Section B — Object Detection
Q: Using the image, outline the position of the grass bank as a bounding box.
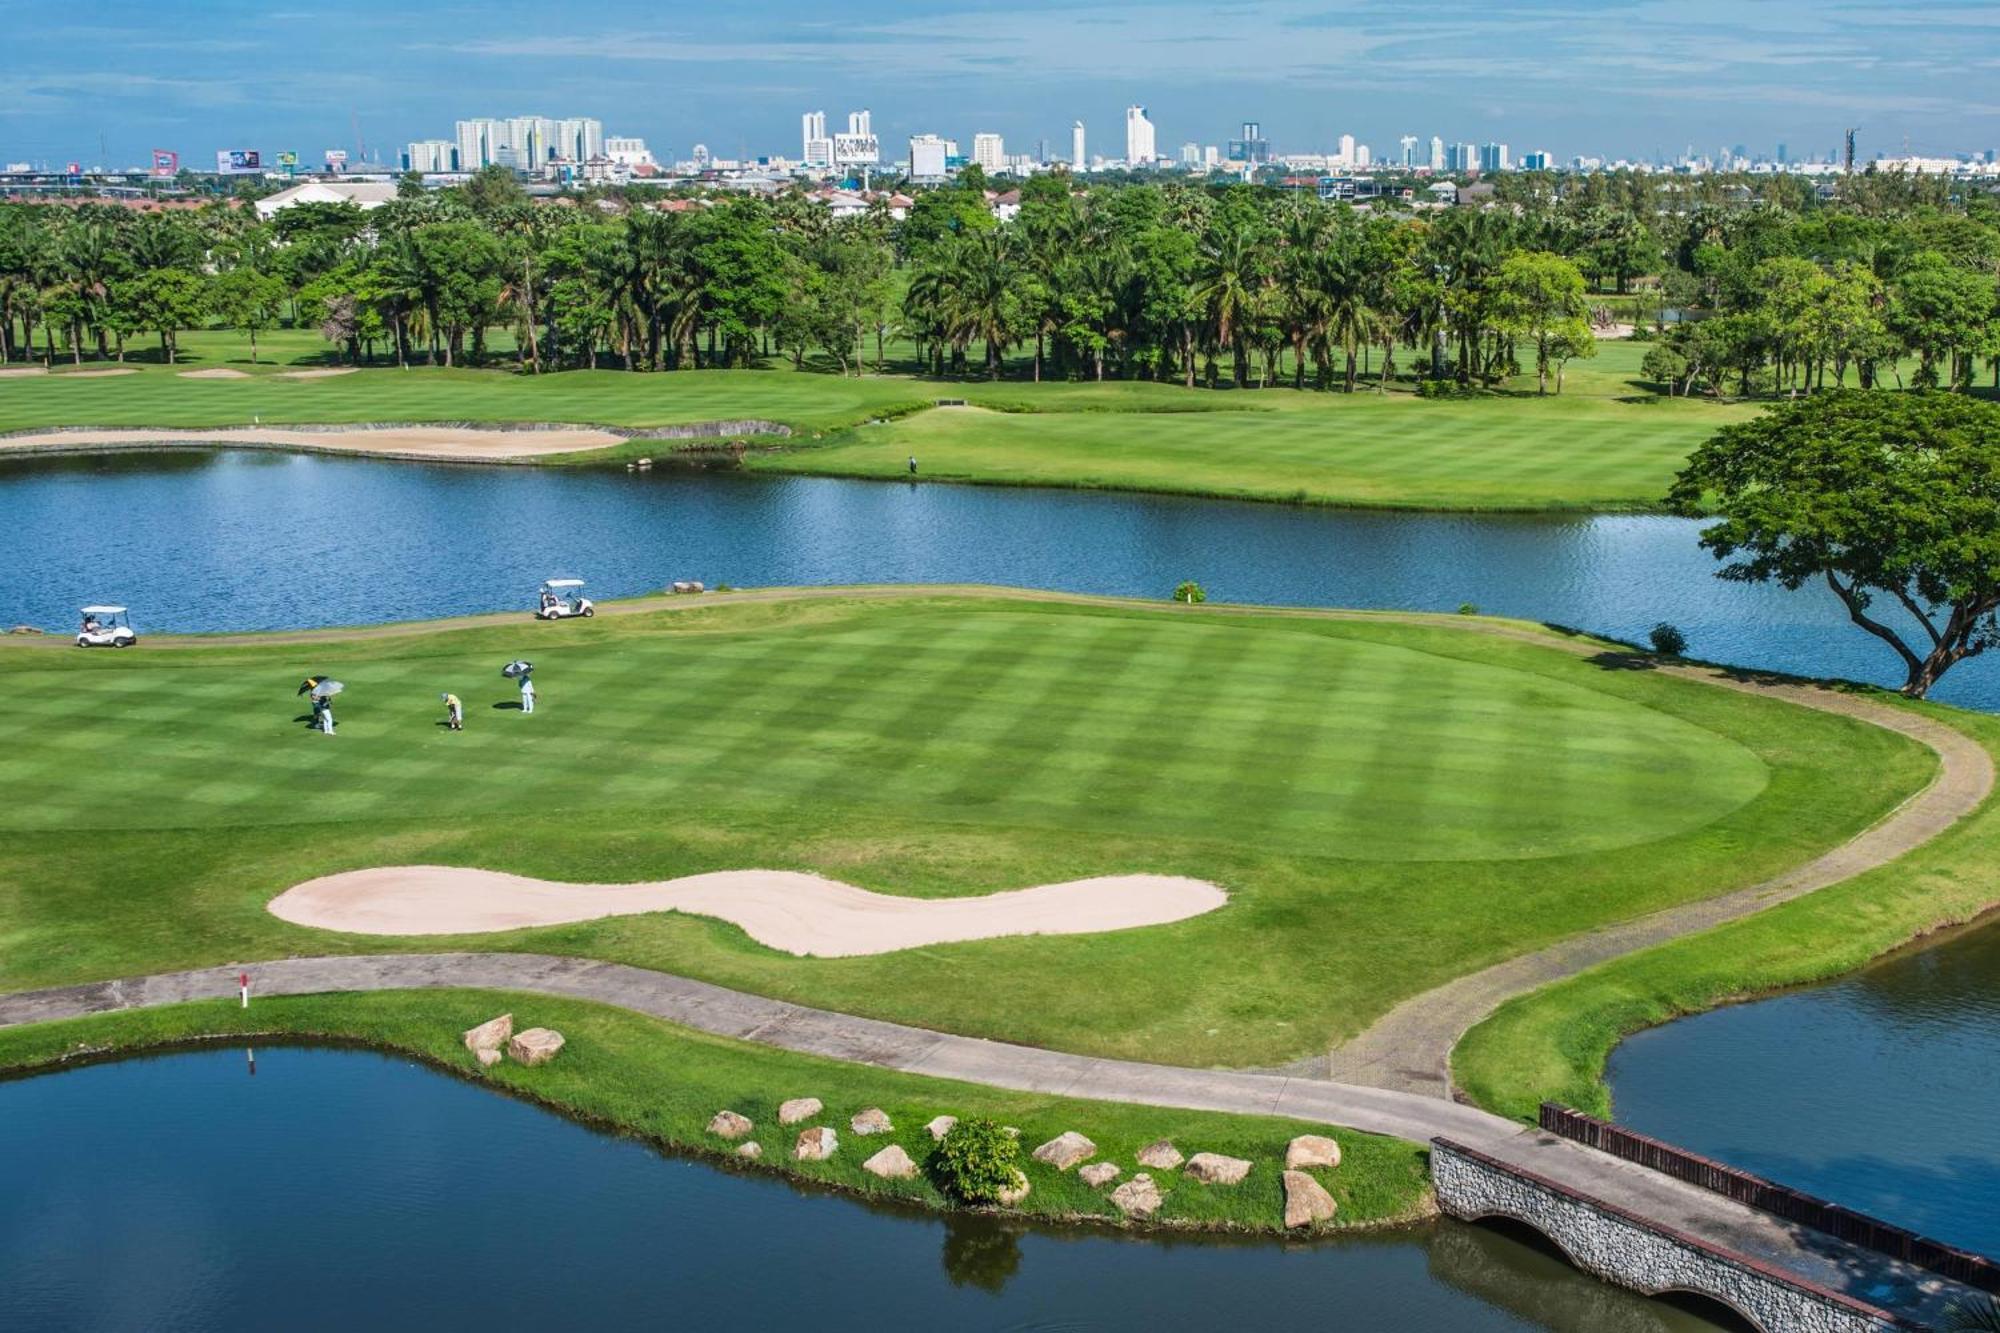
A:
[0,989,1432,1235]
[0,333,1748,512]
[1452,700,2000,1122]
[0,592,1933,1069]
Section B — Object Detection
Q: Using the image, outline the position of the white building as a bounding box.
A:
[1400,135,1419,167]
[606,137,655,168]
[1337,133,1355,166]
[1478,142,1509,172]
[801,111,833,168]
[451,115,601,172]
[1181,141,1202,167]
[253,180,397,220]
[833,109,879,171]
[971,132,1005,173]
[1429,136,1446,171]
[1354,143,1371,168]
[909,133,949,180]
[1072,121,1086,173]
[405,140,455,172]
[1125,105,1156,166]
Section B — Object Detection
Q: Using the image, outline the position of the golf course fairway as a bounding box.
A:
[0,591,1940,1070]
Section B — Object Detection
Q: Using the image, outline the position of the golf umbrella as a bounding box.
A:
[502,660,534,679]
[297,676,327,696]
[310,679,345,699]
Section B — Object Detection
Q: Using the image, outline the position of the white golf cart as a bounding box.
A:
[77,605,137,648]
[535,579,594,620]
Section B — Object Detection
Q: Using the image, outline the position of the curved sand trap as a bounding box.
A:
[178,367,250,379]
[0,367,47,378]
[269,865,1227,957]
[274,367,358,380]
[55,367,139,378]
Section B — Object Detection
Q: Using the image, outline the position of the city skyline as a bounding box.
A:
[5,0,1998,168]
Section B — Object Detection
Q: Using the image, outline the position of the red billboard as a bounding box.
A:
[150,149,178,178]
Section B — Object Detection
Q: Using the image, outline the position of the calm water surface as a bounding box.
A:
[0,1047,1739,1332]
[1606,917,2000,1259]
[2,448,1991,710]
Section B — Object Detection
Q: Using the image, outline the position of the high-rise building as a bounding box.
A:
[1072,121,1086,172]
[607,137,655,167]
[1429,136,1446,171]
[455,118,501,171]
[405,140,455,172]
[556,118,604,163]
[1400,135,1419,167]
[1228,120,1271,164]
[1478,142,1509,172]
[971,133,1005,172]
[1337,133,1355,165]
[1354,144,1371,168]
[909,133,949,180]
[1125,105,1156,165]
[833,110,880,171]
[802,111,832,168]
[1449,142,1477,172]
[1181,141,1202,168]
[1521,150,1550,171]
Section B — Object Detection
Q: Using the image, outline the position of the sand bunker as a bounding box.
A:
[178,368,250,379]
[0,425,626,461]
[54,367,138,378]
[0,367,47,378]
[274,367,358,380]
[268,865,1227,957]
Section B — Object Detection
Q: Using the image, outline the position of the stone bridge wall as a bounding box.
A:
[1431,1139,1915,1333]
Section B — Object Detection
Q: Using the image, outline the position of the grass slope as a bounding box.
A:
[1452,700,2000,1123]
[0,990,1432,1234]
[0,333,1748,512]
[0,593,1932,1069]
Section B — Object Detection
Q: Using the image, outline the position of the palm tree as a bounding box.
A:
[1193,226,1258,388]
[946,230,1023,378]
[1943,1298,2000,1332]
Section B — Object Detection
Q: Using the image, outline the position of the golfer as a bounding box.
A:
[907,455,918,475]
[442,692,463,731]
[519,676,535,714]
[318,699,335,735]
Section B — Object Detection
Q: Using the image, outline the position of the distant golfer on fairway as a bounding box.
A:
[520,675,535,714]
[442,692,463,731]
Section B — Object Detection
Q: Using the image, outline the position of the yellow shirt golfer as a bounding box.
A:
[442,692,463,731]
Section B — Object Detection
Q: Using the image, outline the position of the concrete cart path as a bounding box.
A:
[0,951,1974,1326]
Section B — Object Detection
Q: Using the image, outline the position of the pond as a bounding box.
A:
[2,449,1991,711]
[0,1046,1741,1332]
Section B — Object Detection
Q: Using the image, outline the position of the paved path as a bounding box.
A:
[1321,661,1994,1097]
[0,952,1973,1325]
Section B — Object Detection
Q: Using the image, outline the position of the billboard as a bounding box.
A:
[277,151,298,168]
[324,149,349,173]
[214,148,263,175]
[150,149,179,178]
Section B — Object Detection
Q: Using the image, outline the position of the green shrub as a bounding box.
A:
[1457,602,1479,616]
[1648,622,1688,656]
[932,1118,1025,1203]
[1173,581,1206,605]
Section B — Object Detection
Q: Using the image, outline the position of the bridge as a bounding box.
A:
[2,953,1993,1329]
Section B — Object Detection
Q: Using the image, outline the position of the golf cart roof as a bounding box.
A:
[542,579,585,589]
[81,605,127,615]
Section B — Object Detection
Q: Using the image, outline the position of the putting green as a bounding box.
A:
[0,610,1764,859]
[0,594,1934,1066]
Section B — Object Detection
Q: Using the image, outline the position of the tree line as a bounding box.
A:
[2,165,1996,397]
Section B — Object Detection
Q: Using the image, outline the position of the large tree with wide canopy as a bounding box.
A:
[1669,392,2000,698]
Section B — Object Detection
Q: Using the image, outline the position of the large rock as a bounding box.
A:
[1109,1173,1163,1219]
[1031,1131,1097,1171]
[862,1144,918,1180]
[1184,1153,1252,1186]
[707,1110,753,1140]
[1135,1139,1184,1170]
[794,1126,839,1161]
[1285,1134,1342,1171]
[926,1115,958,1142]
[1282,1170,1338,1228]
[736,1142,763,1161]
[1079,1162,1121,1188]
[996,1169,1030,1206]
[474,1046,503,1069]
[463,1013,513,1053]
[778,1097,823,1125]
[850,1107,893,1136]
[506,1027,565,1066]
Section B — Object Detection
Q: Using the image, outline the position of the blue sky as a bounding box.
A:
[4,0,1997,167]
